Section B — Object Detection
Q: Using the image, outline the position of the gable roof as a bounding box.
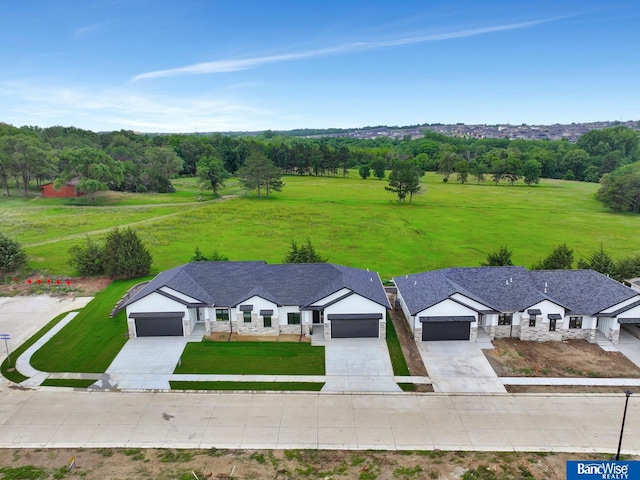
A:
[121,261,389,311]
[394,267,638,317]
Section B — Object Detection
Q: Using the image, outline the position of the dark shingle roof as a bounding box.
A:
[121,261,389,311]
[394,267,638,316]
[529,270,638,315]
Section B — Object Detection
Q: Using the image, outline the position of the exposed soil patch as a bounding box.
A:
[506,385,640,394]
[486,338,640,378]
[206,333,311,343]
[0,276,111,297]
[0,448,625,480]
[387,297,433,393]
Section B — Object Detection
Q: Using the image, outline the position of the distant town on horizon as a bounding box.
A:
[124,119,640,143]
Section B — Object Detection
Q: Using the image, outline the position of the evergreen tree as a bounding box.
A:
[283,238,327,263]
[68,237,105,275]
[577,243,616,277]
[103,227,152,279]
[481,246,514,266]
[0,233,27,275]
[532,243,573,270]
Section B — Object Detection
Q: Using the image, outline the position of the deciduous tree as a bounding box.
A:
[385,160,421,203]
[57,147,124,201]
[196,156,229,195]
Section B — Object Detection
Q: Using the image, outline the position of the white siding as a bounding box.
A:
[415,299,478,330]
[617,303,640,321]
[324,294,385,316]
[239,296,278,315]
[396,289,415,333]
[126,292,188,318]
[450,293,492,311]
[310,288,351,306]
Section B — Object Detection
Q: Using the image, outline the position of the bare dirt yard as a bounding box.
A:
[0,447,626,480]
[485,339,640,394]
[0,276,111,297]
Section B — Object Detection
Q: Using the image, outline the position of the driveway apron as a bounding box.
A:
[418,341,506,393]
[93,337,189,390]
[617,326,640,369]
[322,338,400,392]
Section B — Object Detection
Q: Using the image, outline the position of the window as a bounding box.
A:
[243,311,252,323]
[263,316,272,328]
[215,309,229,321]
[529,315,536,327]
[549,319,556,331]
[569,316,583,329]
[498,313,512,326]
[287,312,301,325]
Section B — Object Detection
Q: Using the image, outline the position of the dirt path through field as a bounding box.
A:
[23,195,237,248]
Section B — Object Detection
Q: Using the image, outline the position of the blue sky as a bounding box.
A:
[1,0,639,132]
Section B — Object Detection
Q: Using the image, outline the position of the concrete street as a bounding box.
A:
[0,387,638,454]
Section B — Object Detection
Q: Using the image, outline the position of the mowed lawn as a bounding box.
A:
[174,342,325,375]
[2,173,639,280]
[29,278,144,373]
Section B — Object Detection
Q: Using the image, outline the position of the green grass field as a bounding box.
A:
[174,341,325,375]
[2,173,639,280]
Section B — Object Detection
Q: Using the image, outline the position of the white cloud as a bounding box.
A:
[132,17,562,81]
[1,81,272,132]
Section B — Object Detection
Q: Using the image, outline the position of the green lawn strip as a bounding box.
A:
[170,381,325,391]
[30,278,148,373]
[174,341,325,375]
[0,311,74,383]
[40,378,95,388]
[386,312,410,377]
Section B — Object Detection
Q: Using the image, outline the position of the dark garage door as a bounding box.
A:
[134,315,184,337]
[328,313,382,338]
[331,319,379,338]
[422,320,471,341]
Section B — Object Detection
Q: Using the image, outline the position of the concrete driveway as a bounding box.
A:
[617,326,640,369]
[322,338,400,392]
[93,337,189,390]
[418,341,506,393]
[0,295,93,362]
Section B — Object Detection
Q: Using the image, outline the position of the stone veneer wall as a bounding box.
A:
[608,327,620,344]
[492,324,520,338]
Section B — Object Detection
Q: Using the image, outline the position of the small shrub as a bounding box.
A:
[250,452,266,464]
[393,464,423,478]
[157,449,194,463]
[0,465,47,480]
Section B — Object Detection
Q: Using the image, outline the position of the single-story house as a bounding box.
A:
[39,179,84,198]
[394,266,640,344]
[117,261,390,339]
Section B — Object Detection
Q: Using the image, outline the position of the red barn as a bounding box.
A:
[39,179,84,198]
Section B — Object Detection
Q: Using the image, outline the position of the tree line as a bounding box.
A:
[482,243,640,282]
[0,123,639,210]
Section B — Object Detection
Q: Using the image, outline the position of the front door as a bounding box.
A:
[312,310,323,324]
